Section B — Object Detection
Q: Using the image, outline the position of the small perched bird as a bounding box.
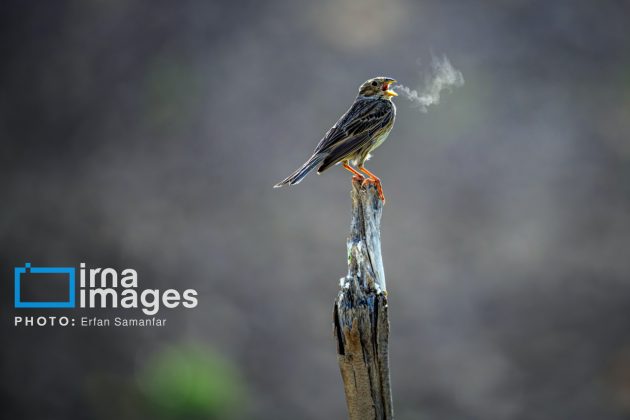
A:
[274,77,397,202]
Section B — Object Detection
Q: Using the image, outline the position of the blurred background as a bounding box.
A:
[1,0,630,419]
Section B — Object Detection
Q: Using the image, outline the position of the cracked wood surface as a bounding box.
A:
[334,179,393,420]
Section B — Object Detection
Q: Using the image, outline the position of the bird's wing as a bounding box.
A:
[316,132,373,173]
[316,100,394,172]
[314,98,390,153]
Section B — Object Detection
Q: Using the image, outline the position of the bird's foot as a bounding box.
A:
[352,174,365,183]
[361,178,386,203]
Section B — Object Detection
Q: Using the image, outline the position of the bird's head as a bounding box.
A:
[358,77,398,99]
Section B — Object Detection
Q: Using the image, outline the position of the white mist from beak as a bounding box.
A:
[396,55,464,112]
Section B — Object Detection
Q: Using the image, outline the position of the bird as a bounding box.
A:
[274,76,397,202]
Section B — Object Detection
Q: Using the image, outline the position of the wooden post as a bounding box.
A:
[333,179,393,420]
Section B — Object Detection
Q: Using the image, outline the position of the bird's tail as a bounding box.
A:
[274,153,325,188]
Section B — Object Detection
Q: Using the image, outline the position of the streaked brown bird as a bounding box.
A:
[274,77,397,202]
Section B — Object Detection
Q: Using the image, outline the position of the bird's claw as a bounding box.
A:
[361,178,386,203]
[352,174,365,182]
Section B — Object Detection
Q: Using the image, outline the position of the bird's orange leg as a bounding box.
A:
[343,162,365,182]
[358,166,385,202]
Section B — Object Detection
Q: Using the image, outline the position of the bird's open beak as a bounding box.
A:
[383,80,398,97]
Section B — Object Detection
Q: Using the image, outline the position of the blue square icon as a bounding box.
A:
[14,263,76,308]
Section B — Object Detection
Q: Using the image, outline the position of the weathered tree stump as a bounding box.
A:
[333,179,393,420]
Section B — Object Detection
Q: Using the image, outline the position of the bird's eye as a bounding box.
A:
[371,81,378,87]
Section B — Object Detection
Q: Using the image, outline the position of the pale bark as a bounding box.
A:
[334,179,393,420]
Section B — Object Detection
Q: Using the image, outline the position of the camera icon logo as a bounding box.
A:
[14,263,76,308]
